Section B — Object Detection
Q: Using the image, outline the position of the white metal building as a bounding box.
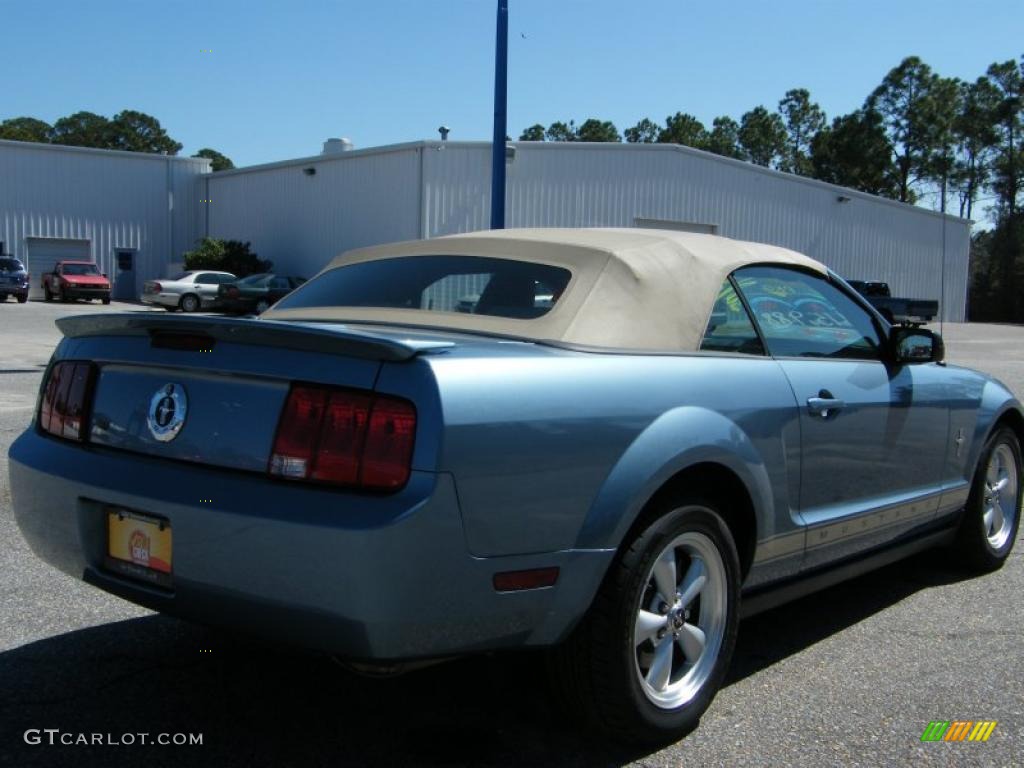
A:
[0,137,969,320]
[207,140,970,321]
[0,139,209,300]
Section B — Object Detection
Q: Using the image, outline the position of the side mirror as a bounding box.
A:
[891,327,944,364]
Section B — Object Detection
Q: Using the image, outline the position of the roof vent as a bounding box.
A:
[322,138,354,155]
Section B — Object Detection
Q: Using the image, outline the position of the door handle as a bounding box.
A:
[807,389,845,420]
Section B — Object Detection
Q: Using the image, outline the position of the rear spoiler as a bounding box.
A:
[55,314,453,362]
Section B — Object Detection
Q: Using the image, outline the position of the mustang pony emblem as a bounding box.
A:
[147,383,187,442]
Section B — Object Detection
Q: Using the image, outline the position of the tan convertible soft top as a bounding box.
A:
[264,228,828,352]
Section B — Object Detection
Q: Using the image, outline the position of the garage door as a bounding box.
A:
[26,238,91,300]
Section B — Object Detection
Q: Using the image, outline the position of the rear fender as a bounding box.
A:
[574,406,771,552]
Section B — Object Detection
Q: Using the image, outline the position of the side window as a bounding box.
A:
[271,277,291,290]
[700,279,764,355]
[733,266,883,360]
[198,273,232,285]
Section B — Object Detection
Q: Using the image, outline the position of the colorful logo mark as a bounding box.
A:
[129,529,151,567]
[921,721,997,742]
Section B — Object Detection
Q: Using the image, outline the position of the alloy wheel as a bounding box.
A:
[633,524,728,710]
[983,442,1019,551]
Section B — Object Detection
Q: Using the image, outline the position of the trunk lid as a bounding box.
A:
[55,314,452,474]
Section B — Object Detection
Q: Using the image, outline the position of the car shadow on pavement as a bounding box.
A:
[0,550,977,768]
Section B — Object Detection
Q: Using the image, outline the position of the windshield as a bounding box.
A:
[62,263,100,276]
[274,255,571,320]
[0,258,24,272]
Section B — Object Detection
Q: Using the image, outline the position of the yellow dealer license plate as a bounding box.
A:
[105,509,173,588]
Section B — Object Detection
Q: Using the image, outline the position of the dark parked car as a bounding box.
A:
[0,257,30,303]
[215,273,306,314]
[846,279,938,325]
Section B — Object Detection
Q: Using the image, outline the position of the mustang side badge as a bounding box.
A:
[147,383,188,442]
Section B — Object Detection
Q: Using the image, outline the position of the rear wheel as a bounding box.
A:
[102,296,111,305]
[179,293,200,313]
[16,293,27,303]
[44,285,52,301]
[550,500,740,744]
[954,426,1021,571]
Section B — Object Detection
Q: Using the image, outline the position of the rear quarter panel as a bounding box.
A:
[427,346,802,583]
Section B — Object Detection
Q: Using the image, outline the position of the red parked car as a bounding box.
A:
[42,261,111,304]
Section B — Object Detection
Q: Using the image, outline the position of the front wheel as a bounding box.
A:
[17,293,27,303]
[44,286,52,301]
[550,500,740,744]
[954,426,1021,571]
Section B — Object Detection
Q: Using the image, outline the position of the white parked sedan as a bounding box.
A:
[141,271,236,312]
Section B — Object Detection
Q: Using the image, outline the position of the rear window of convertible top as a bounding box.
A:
[273,255,572,320]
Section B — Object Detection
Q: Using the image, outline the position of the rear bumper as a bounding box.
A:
[141,293,181,308]
[8,428,612,660]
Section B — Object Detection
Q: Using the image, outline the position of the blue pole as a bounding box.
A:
[490,0,509,230]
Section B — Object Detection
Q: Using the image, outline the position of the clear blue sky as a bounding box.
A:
[1,0,1020,169]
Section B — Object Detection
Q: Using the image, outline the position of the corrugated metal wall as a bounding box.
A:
[207,145,422,279]
[207,140,970,321]
[0,140,209,295]
[423,143,970,321]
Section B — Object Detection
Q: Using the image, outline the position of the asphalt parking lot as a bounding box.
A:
[0,299,1021,767]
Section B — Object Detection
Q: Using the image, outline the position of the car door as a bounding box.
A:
[194,272,231,304]
[700,277,807,583]
[269,276,293,303]
[733,266,950,569]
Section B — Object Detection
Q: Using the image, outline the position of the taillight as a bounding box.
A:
[360,397,417,488]
[269,385,416,491]
[39,361,96,441]
[152,282,163,292]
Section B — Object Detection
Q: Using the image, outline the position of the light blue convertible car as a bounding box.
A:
[9,229,1022,743]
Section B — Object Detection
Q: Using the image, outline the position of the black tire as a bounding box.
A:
[954,426,1021,572]
[179,293,200,313]
[17,294,27,304]
[549,499,740,745]
[0,293,7,302]
[59,286,69,303]
[102,297,111,305]
[44,286,52,301]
